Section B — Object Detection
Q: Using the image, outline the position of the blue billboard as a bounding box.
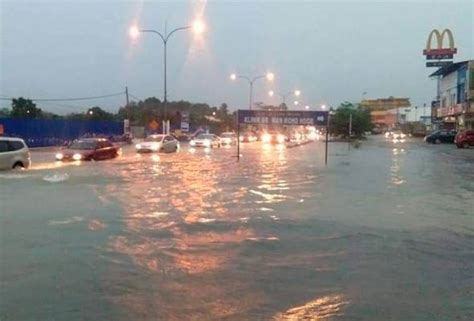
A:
[238,110,329,126]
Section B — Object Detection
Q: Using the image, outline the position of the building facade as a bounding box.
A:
[361,97,410,131]
[430,60,474,130]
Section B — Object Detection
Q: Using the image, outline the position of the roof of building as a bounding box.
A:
[429,60,470,77]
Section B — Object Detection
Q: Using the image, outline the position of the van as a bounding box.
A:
[0,137,31,170]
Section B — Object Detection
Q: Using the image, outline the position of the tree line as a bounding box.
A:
[0,97,372,136]
[0,97,236,132]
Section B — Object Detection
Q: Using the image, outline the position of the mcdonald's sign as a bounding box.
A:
[423,29,457,56]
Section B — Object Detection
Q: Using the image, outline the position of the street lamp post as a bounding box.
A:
[129,20,204,133]
[268,89,301,106]
[230,72,274,110]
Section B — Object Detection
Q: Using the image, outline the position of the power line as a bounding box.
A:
[128,93,142,101]
[0,91,125,102]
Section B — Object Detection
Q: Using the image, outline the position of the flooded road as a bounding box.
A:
[1,137,473,320]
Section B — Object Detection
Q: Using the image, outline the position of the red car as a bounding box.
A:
[455,130,474,149]
[56,138,120,161]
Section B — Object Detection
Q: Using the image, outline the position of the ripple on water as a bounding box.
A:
[42,173,70,183]
[47,216,83,225]
[273,294,349,320]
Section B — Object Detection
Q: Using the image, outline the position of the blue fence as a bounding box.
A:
[0,118,123,147]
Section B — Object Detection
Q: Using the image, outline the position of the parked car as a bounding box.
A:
[239,132,257,143]
[135,134,179,153]
[424,130,457,144]
[220,132,237,145]
[455,130,474,148]
[190,134,221,148]
[56,138,120,161]
[0,137,31,170]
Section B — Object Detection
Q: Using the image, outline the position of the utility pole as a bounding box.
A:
[125,86,130,136]
[125,86,130,108]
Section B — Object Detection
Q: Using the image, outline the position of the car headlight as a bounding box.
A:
[262,134,271,143]
[135,143,142,149]
[204,139,211,147]
[73,153,82,161]
[55,153,64,160]
[277,134,285,144]
[190,140,196,146]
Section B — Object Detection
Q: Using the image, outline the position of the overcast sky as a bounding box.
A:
[1,0,473,115]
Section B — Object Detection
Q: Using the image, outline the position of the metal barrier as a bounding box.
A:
[0,118,124,147]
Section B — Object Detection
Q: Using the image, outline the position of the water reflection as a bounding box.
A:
[390,147,406,186]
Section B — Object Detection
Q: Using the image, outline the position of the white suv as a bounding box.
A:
[0,137,31,170]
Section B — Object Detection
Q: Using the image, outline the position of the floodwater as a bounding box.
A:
[1,137,473,320]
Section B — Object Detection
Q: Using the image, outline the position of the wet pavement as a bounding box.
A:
[1,137,473,320]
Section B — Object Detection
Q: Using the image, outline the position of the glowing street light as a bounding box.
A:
[321,104,327,110]
[268,89,302,107]
[129,18,207,133]
[294,100,299,106]
[230,71,275,110]
[192,19,205,35]
[305,105,310,110]
[129,25,140,39]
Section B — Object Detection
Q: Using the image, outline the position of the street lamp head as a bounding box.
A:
[294,90,301,97]
[294,100,299,106]
[268,90,274,97]
[129,25,140,39]
[305,105,310,110]
[266,72,275,81]
[321,104,327,110]
[192,19,205,35]
[230,73,237,81]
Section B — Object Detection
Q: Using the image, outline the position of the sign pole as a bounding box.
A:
[348,113,352,150]
[237,110,240,161]
[325,114,329,166]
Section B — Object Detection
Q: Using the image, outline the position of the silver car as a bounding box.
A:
[190,134,221,148]
[135,134,179,153]
[0,137,31,170]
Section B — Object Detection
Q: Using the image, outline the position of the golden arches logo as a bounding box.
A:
[426,29,455,50]
[424,29,457,55]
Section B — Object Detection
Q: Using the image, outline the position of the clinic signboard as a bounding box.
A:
[238,110,328,126]
[236,109,330,165]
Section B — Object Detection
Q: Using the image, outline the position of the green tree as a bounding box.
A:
[10,97,42,118]
[86,106,114,121]
[330,102,372,138]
